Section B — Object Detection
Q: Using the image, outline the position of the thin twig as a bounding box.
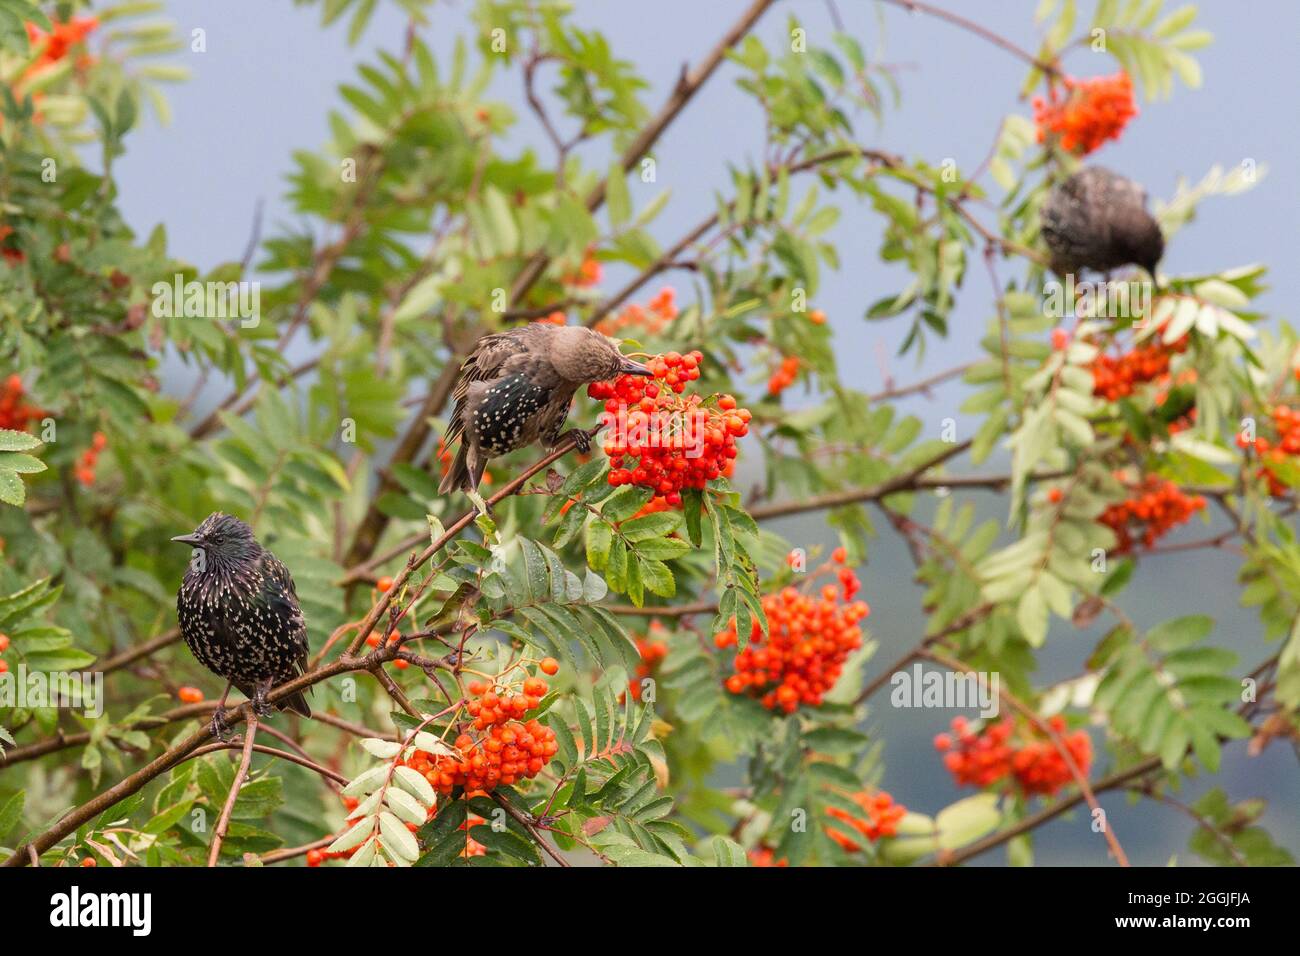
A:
[207,715,259,867]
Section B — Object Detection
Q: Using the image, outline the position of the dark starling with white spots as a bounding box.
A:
[1040,166,1164,280]
[173,512,311,736]
[439,324,651,493]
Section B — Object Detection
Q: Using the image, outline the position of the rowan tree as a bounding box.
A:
[0,0,1294,869]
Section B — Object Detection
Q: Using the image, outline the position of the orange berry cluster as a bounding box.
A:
[1090,335,1187,401]
[565,253,602,288]
[0,632,9,675]
[400,673,560,795]
[747,846,789,867]
[25,16,98,74]
[0,375,45,431]
[934,715,1092,797]
[74,431,107,486]
[590,351,751,503]
[767,355,800,396]
[1032,71,1136,155]
[825,790,906,851]
[594,287,678,337]
[627,627,668,702]
[1098,476,1206,553]
[716,569,869,714]
[1238,405,1300,496]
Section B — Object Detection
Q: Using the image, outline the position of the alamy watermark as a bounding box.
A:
[151,274,260,328]
[890,663,999,718]
[1044,274,1152,321]
[0,666,104,718]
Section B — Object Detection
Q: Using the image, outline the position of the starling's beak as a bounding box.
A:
[618,358,652,377]
[171,533,202,547]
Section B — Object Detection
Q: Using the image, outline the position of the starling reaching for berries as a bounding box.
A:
[173,513,311,736]
[438,324,650,493]
[1040,166,1164,280]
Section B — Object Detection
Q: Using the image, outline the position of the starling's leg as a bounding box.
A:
[209,682,235,741]
[561,427,592,454]
[251,679,275,718]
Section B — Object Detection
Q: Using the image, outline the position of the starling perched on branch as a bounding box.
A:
[1040,166,1164,280]
[173,512,311,737]
[438,324,650,493]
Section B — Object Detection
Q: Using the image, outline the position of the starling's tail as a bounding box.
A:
[439,441,472,494]
[281,689,311,718]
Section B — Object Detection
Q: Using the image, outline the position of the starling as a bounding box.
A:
[438,324,650,493]
[173,512,311,736]
[1040,166,1164,280]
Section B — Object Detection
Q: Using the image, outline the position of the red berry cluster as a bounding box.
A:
[0,375,45,431]
[565,252,602,288]
[0,632,9,675]
[1097,475,1206,554]
[1032,71,1136,155]
[934,715,1092,798]
[1090,335,1186,401]
[716,561,869,713]
[75,431,107,486]
[747,846,789,867]
[767,356,800,396]
[825,790,906,851]
[1238,405,1300,496]
[594,287,678,337]
[589,351,751,503]
[400,673,560,795]
[627,626,669,702]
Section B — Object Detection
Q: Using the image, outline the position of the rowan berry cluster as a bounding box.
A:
[0,375,45,431]
[1238,405,1300,496]
[825,790,906,851]
[934,715,1092,797]
[74,432,107,486]
[747,846,789,867]
[565,253,602,288]
[594,287,678,337]
[399,665,561,795]
[1097,476,1206,553]
[627,627,668,702]
[1090,335,1187,401]
[716,560,869,713]
[1032,71,1136,155]
[766,356,800,396]
[590,351,751,502]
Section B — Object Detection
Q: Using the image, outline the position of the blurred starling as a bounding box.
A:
[439,324,650,493]
[1040,166,1164,280]
[173,512,311,736]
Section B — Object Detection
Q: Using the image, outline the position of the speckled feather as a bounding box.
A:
[438,325,631,493]
[1040,166,1164,278]
[176,513,311,716]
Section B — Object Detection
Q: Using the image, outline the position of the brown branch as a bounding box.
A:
[880,0,1063,78]
[258,835,334,866]
[491,792,569,867]
[0,702,215,767]
[601,599,718,618]
[94,628,181,674]
[189,740,348,788]
[751,438,973,520]
[508,0,777,308]
[207,715,259,866]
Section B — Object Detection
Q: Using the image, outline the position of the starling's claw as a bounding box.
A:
[564,428,592,455]
[252,683,275,718]
[210,708,235,741]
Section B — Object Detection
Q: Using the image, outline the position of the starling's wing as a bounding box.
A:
[443,328,546,449]
[260,551,312,716]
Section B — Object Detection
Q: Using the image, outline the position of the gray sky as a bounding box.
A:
[113,0,1298,865]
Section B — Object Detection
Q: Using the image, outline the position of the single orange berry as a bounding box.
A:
[177,686,203,704]
[539,657,559,676]
[376,576,394,593]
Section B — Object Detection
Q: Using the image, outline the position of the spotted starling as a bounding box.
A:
[1040,166,1164,280]
[173,512,311,736]
[438,324,650,493]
